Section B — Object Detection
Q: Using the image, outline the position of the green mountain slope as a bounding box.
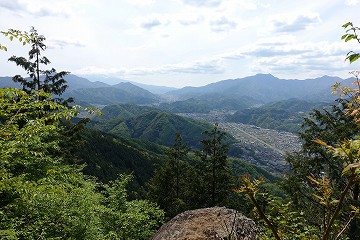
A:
[90,104,213,147]
[227,99,331,132]
[78,128,167,184]
[158,95,258,113]
[64,85,159,105]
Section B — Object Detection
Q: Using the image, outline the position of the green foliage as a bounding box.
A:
[282,101,360,239]
[342,22,360,64]
[147,134,197,218]
[102,175,164,240]
[0,88,164,239]
[240,23,360,240]
[78,128,165,185]
[196,123,233,207]
[228,158,278,182]
[1,29,32,52]
[236,176,320,240]
[7,27,71,105]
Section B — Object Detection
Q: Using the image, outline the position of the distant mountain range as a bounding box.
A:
[82,75,178,94]
[167,74,352,103]
[0,73,354,110]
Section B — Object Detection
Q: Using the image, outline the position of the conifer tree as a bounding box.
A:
[196,123,232,207]
[147,133,195,217]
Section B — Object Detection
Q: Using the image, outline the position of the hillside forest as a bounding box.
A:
[0,22,360,240]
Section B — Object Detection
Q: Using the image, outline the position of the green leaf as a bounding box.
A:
[348,54,360,64]
[345,35,356,42]
[342,162,360,175]
[342,22,352,28]
[9,35,13,41]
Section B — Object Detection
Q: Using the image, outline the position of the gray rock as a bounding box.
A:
[152,207,258,240]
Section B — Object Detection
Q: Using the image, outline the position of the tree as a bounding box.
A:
[283,102,360,225]
[0,88,164,239]
[1,28,164,239]
[235,22,360,240]
[196,123,232,207]
[342,22,360,63]
[8,27,71,104]
[1,29,32,52]
[147,133,195,218]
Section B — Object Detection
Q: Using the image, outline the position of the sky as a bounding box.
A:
[0,0,359,88]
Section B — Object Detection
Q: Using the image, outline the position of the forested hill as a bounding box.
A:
[227,98,331,133]
[157,95,260,113]
[89,104,215,148]
[78,128,167,184]
[166,74,352,103]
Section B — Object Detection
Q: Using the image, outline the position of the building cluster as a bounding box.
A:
[178,112,303,174]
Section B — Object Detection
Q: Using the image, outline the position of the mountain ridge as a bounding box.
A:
[1,73,354,107]
[166,73,350,103]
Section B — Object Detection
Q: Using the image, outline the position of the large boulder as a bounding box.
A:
[152,207,258,240]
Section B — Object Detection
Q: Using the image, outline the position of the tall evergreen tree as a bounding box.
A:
[196,123,232,207]
[147,133,195,218]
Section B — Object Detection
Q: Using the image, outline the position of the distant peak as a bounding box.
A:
[248,73,278,81]
[255,73,274,77]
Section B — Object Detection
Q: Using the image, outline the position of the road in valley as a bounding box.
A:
[219,122,286,155]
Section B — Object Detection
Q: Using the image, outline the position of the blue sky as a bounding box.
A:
[1,0,359,87]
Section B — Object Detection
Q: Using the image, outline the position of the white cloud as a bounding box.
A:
[269,13,321,33]
[240,40,354,78]
[210,16,237,32]
[74,60,224,78]
[2,0,359,87]
[0,0,24,11]
[182,0,223,8]
[141,19,163,30]
[73,66,126,76]
[47,39,86,49]
[125,0,155,7]
[345,0,359,5]
[178,16,205,26]
[0,0,69,18]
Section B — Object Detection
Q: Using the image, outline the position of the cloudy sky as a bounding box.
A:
[1,0,359,87]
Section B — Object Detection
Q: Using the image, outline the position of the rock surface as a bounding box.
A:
[152,207,258,240]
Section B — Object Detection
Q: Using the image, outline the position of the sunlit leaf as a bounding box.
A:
[342,162,360,175]
[313,138,328,147]
[342,22,352,28]
[349,54,360,64]
[345,35,356,42]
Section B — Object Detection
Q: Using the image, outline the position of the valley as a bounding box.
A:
[178,112,302,174]
[1,73,337,175]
